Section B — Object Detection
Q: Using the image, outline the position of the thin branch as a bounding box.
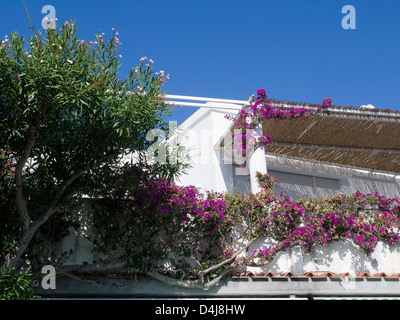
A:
[146,238,257,290]
[22,0,34,31]
[56,258,125,276]
[147,265,233,291]
[198,238,256,278]
[14,125,39,230]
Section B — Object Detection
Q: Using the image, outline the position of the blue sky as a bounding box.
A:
[1,0,400,124]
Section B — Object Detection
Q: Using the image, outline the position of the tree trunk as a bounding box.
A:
[14,125,39,231]
[8,206,57,268]
[7,166,89,269]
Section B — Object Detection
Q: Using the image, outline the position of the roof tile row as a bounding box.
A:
[231,271,400,279]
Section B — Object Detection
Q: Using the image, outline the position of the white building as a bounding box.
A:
[42,93,400,299]
[167,94,400,200]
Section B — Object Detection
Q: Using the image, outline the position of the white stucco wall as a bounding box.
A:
[302,240,400,275]
[51,200,104,266]
[176,104,237,193]
[243,238,400,277]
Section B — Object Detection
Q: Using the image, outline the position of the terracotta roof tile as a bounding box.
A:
[252,272,274,279]
[304,271,340,278]
[229,271,400,279]
[339,272,351,278]
[371,272,388,278]
[282,272,295,278]
[356,272,371,278]
[264,271,277,278]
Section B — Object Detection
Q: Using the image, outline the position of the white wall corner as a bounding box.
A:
[249,124,267,193]
[395,175,400,194]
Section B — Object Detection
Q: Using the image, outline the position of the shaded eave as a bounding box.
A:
[36,271,400,299]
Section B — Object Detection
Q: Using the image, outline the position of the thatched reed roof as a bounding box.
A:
[262,108,400,174]
[222,100,400,174]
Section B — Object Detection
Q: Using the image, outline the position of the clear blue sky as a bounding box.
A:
[1,0,400,124]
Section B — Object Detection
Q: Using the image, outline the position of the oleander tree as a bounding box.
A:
[0,21,183,272]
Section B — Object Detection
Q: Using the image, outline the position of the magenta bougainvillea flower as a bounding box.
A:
[225,89,331,161]
[256,89,266,97]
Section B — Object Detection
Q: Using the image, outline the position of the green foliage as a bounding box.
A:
[0,267,38,300]
[1,21,170,194]
[0,151,20,264]
[0,21,183,271]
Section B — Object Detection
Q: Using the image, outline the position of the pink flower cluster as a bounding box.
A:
[225,89,331,159]
[250,182,400,263]
[118,164,400,270]
[127,172,233,253]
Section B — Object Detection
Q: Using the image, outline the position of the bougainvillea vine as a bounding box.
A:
[225,89,331,160]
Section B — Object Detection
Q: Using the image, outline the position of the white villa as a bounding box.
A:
[41,93,400,299]
[168,94,400,200]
